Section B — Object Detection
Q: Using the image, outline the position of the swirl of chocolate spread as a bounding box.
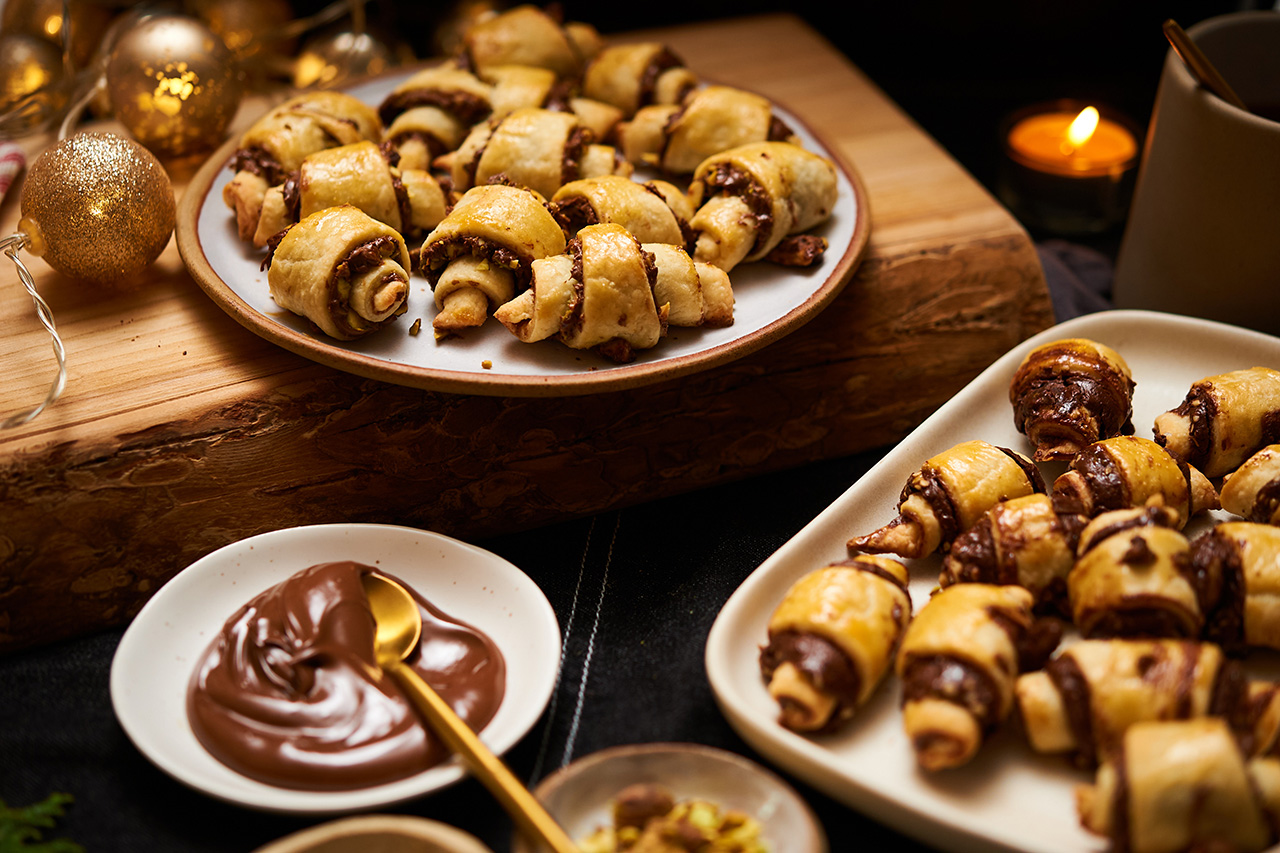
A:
[186,561,506,790]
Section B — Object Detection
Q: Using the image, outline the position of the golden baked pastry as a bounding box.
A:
[1154,366,1280,479]
[250,141,449,247]
[939,492,1085,616]
[1194,521,1280,654]
[1008,337,1135,461]
[616,85,799,175]
[1050,435,1219,527]
[551,174,693,249]
[686,141,838,273]
[419,183,567,334]
[581,42,698,117]
[758,555,912,733]
[266,205,411,341]
[895,583,1059,771]
[848,439,1045,560]
[460,4,601,79]
[377,62,495,171]
[1077,718,1280,853]
[1221,445,1280,524]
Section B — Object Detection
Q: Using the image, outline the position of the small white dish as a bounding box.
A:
[110,523,561,815]
[512,742,827,853]
[252,814,492,853]
[705,309,1280,853]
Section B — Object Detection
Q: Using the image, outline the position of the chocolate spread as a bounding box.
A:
[377,87,492,128]
[187,561,505,790]
[759,630,861,730]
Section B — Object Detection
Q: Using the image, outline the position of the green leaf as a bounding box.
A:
[0,793,85,853]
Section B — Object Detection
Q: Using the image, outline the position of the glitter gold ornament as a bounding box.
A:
[0,32,67,132]
[105,14,243,158]
[17,132,176,285]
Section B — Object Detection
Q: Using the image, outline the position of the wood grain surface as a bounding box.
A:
[0,13,1053,652]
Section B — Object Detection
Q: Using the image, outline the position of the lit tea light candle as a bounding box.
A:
[997,100,1142,235]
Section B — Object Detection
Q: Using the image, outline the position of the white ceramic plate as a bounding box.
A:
[110,523,561,815]
[705,309,1280,853]
[175,67,870,397]
[511,742,827,853]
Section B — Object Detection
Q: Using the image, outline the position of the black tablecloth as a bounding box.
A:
[0,246,1109,852]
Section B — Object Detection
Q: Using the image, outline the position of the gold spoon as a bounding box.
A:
[361,571,579,853]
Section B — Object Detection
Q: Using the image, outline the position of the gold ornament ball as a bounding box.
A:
[0,32,65,113]
[106,14,243,158]
[19,133,176,286]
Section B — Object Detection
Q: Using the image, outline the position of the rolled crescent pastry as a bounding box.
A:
[222,91,383,241]
[252,141,449,247]
[495,222,729,362]
[461,4,601,79]
[686,141,838,273]
[896,583,1060,771]
[1015,639,1249,766]
[377,63,495,171]
[1051,435,1219,527]
[441,107,631,200]
[1077,718,1280,853]
[1154,367,1280,478]
[581,42,698,117]
[1221,445,1280,524]
[420,183,567,334]
[1194,521,1280,654]
[848,440,1045,560]
[940,493,1085,616]
[616,85,799,175]
[1008,337,1135,461]
[1068,505,1205,639]
[758,555,912,733]
[266,205,411,341]
[551,175,693,248]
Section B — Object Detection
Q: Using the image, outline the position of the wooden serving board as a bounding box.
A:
[0,13,1052,653]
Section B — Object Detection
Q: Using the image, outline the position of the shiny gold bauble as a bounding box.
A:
[105,14,243,158]
[293,28,397,89]
[186,0,295,80]
[0,32,64,113]
[0,0,114,69]
[18,132,176,285]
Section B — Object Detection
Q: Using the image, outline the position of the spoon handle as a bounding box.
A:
[390,661,580,853]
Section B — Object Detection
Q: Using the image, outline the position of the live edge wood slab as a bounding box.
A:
[0,13,1052,653]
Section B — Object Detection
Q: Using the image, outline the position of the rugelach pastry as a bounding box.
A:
[1008,337,1135,461]
[1050,435,1219,527]
[1194,521,1280,654]
[377,63,495,170]
[758,555,912,733]
[1154,366,1280,478]
[459,4,602,79]
[551,174,694,249]
[580,42,698,117]
[419,183,567,334]
[895,583,1060,771]
[266,205,411,341]
[1221,444,1280,524]
[939,492,1086,616]
[1076,718,1280,853]
[848,439,1045,560]
[686,141,838,273]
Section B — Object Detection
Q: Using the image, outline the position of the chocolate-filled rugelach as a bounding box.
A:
[1194,521,1280,655]
[1008,337,1135,462]
[1051,435,1219,527]
[1221,445,1280,525]
[419,183,567,334]
[1015,639,1251,767]
[895,583,1060,771]
[377,63,495,171]
[551,175,693,249]
[266,205,411,341]
[438,107,631,201]
[686,141,838,273]
[459,4,602,79]
[615,85,800,176]
[1067,505,1206,640]
[251,141,449,248]
[1154,366,1280,479]
[493,222,734,362]
[939,493,1086,616]
[848,440,1045,560]
[222,91,383,242]
[758,555,912,733]
[1076,718,1280,853]
[580,42,699,118]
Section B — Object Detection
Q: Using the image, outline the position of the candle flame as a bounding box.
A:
[1066,106,1100,149]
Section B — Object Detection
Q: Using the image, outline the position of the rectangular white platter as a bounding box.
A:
[705,309,1280,853]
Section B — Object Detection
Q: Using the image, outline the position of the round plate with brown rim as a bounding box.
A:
[175,69,870,397]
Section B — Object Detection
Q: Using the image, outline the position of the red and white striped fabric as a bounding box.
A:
[0,143,26,205]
